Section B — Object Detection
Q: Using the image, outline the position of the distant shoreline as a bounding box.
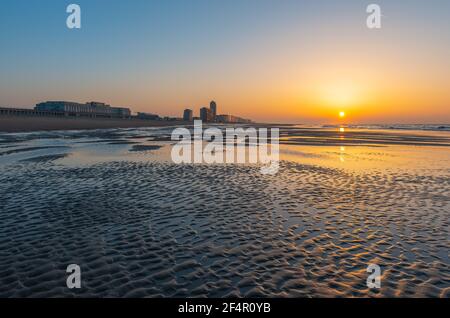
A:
[0,115,191,133]
[0,113,296,133]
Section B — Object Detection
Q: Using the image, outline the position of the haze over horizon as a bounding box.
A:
[1,0,449,124]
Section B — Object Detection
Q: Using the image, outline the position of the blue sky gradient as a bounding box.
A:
[1,0,449,123]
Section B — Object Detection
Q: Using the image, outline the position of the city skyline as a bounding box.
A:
[1,0,449,124]
[1,98,253,125]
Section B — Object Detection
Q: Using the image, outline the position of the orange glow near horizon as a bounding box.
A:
[3,29,446,126]
[4,2,449,126]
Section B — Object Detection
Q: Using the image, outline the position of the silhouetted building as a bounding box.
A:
[35,101,131,118]
[200,107,213,122]
[137,112,160,120]
[183,109,193,121]
[216,114,252,123]
[209,101,217,121]
[215,114,230,123]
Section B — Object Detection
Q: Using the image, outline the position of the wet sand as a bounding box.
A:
[0,127,448,297]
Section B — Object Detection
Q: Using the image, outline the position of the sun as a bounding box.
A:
[339,111,346,118]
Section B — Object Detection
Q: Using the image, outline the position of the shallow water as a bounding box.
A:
[0,127,448,297]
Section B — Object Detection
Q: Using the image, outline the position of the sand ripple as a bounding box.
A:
[0,159,448,297]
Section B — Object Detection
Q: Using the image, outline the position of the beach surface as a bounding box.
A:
[0,115,189,132]
[0,126,448,297]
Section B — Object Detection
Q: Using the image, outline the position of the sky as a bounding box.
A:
[0,0,449,124]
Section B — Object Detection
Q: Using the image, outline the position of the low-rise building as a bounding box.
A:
[137,112,161,120]
[216,114,251,123]
[35,101,131,118]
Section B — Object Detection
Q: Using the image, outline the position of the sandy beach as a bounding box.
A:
[0,115,190,133]
[0,126,448,297]
[2,0,450,304]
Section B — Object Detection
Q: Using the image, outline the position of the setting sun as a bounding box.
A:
[339,111,346,118]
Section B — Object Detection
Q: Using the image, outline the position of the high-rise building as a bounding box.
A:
[183,109,193,121]
[200,107,213,122]
[209,100,217,121]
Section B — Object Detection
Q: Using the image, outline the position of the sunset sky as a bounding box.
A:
[0,0,449,124]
